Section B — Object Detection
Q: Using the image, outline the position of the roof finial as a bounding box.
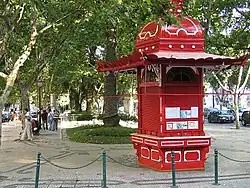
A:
[169,0,183,16]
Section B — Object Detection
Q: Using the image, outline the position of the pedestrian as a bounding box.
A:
[53,109,60,131]
[20,111,25,130]
[20,108,33,141]
[48,109,54,131]
[10,109,14,121]
[41,110,48,130]
[19,111,25,137]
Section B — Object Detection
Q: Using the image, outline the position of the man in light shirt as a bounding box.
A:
[20,108,33,141]
[48,109,54,131]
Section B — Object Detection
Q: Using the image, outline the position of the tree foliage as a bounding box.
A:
[2,0,249,129]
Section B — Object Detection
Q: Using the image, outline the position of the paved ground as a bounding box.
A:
[1,120,250,187]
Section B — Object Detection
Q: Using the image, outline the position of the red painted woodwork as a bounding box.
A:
[169,0,184,16]
[131,133,210,171]
[140,87,160,136]
[96,0,249,171]
[135,17,205,53]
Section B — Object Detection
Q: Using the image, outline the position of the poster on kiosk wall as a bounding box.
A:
[180,110,191,118]
[165,106,199,130]
[188,121,199,129]
[166,122,188,130]
[165,107,180,119]
[166,121,199,130]
[165,107,198,119]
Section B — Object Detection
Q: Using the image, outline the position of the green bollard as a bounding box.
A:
[102,151,107,188]
[35,152,41,188]
[171,151,178,188]
[213,149,220,185]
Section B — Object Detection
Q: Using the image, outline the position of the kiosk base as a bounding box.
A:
[131,133,211,171]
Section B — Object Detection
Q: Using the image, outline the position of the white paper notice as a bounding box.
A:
[173,121,188,130]
[191,107,199,118]
[188,121,199,129]
[165,107,180,119]
[166,122,173,130]
[180,110,191,118]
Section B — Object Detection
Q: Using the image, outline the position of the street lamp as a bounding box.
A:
[36,80,43,128]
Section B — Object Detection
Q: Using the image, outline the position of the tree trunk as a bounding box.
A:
[0,101,3,146]
[74,93,81,112]
[95,99,101,114]
[219,101,223,110]
[69,88,81,112]
[69,90,74,110]
[220,88,225,110]
[103,72,119,126]
[103,28,119,127]
[234,93,240,129]
[212,94,215,108]
[19,85,30,111]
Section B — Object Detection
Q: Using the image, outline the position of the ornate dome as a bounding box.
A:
[135,0,204,53]
[97,0,245,72]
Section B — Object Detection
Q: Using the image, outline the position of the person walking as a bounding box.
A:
[53,109,60,131]
[41,110,48,130]
[20,108,33,141]
[20,111,25,130]
[48,109,54,131]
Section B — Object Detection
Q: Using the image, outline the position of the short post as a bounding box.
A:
[171,151,178,188]
[213,149,219,185]
[35,152,41,188]
[102,151,107,188]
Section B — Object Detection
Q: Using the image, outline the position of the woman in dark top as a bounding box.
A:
[41,110,48,130]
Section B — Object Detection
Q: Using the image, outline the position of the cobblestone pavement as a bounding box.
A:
[1,120,250,187]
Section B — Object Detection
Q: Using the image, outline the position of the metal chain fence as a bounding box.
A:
[33,149,250,188]
[107,155,140,168]
[218,152,250,163]
[107,154,170,169]
[213,149,250,186]
[41,155,101,170]
[34,151,178,188]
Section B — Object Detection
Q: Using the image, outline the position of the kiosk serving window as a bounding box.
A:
[167,67,197,82]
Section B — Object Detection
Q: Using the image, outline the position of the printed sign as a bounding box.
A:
[188,121,199,129]
[165,107,180,119]
[191,107,199,118]
[180,110,191,118]
[166,121,188,130]
[166,122,174,130]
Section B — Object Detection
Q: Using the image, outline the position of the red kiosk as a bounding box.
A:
[97,0,246,171]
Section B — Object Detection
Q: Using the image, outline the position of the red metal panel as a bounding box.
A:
[163,86,202,135]
[137,68,142,134]
[97,51,245,72]
[140,87,160,135]
[185,151,200,161]
[131,133,211,171]
[165,151,181,163]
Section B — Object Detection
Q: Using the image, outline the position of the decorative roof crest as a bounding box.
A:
[169,0,183,16]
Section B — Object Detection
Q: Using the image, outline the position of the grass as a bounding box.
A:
[66,125,137,144]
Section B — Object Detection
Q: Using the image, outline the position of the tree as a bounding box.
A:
[16,24,73,111]
[206,72,231,110]
[0,0,84,145]
[212,62,250,129]
[0,2,40,145]
[185,0,249,129]
[84,0,174,126]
